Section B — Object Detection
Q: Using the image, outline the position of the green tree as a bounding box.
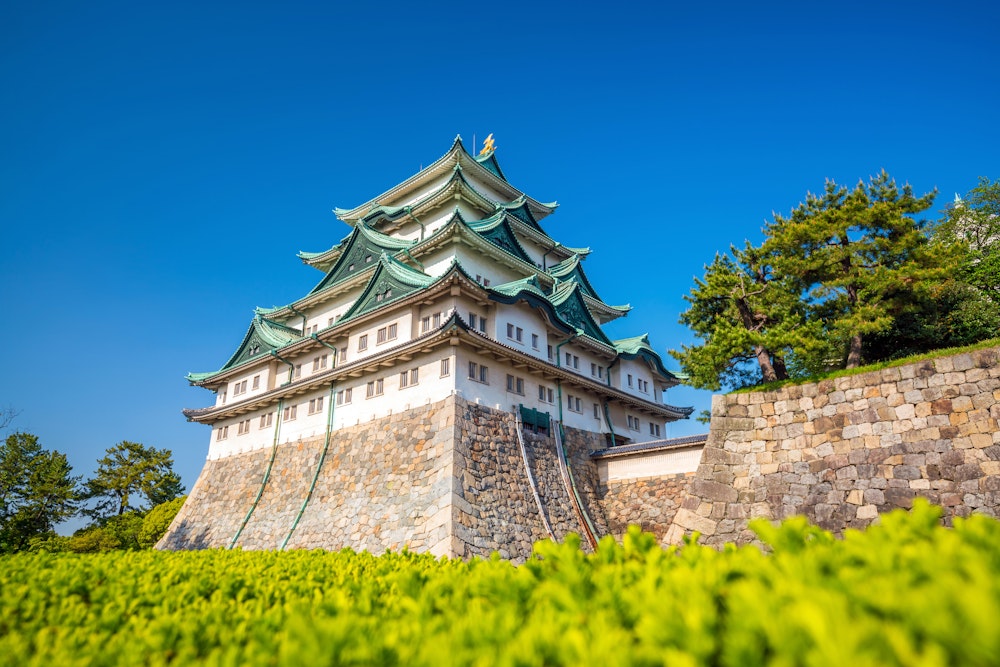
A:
[765,171,947,368]
[85,441,184,520]
[0,432,80,553]
[138,495,186,548]
[671,242,828,390]
[938,177,1000,305]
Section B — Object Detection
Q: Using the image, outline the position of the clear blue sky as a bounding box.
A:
[2,0,997,530]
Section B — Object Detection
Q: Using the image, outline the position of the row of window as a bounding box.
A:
[358,323,398,351]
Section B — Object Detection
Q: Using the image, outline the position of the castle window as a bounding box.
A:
[506,374,524,395]
[308,324,319,335]
[649,423,661,437]
[421,316,431,333]
[468,362,489,384]
[567,395,582,413]
[565,353,580,369]
[538,385,554,403]
[469,313,477,329]
[328,317,336,327]
[348,263,355,271]
[627,374,633,388]
[400,368,419,388]
[237,419,251,436]
[252,375,260,391]
[506,323,514,338]
[216,425,229,441]
[358,335,368,351]
[283,405,298,421]
[233,379,247,396]
[365,254,373,263]
[376,323,398,345]
[259,412,273,428]
[531,333,539,349]
[313,354,328,371]
[627,415,639,431]
[294,364,302,379]
[339,347,347,363]
[336,388,353,405]
[219,391,227,405]
[593,404,600,419]
[440,358,450,377]
[547,345,553,360]
[433,312,441,327]
[479,317,487,333]
[366,379,384,398]
[308,397,324,415]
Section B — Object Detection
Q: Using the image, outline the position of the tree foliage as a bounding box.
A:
[85,441,184,520]
[671,243,827,390]
[0,433,80,553]
[673,172,991,390]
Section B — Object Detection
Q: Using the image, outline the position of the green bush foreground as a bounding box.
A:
[2,500,998,666]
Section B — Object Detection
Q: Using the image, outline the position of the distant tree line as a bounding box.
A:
[672,175,1000,391]
[0,408,185,553]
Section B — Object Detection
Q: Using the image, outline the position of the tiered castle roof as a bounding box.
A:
[185,137,691,423]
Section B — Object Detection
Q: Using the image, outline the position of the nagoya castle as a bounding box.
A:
[160,136,701,560]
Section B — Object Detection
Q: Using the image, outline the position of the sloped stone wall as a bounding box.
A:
[160,396,610,560]
[450,403,609,561]
[160,398,457,554]
[666,346,1000,548]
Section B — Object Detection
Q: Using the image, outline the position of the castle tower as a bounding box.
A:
[161,137,693,559]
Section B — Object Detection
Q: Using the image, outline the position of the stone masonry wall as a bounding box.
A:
[160,396,611,560]
[666,346,1000,548]
[160,398,456,554]
[600,474,694,543]
[450,401,609,561]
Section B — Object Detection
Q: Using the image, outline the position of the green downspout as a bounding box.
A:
[603,403,618,447]
[405,206,426,242]
[289,306,308,335]
[271,351,295,384]
[229,398,283,549]
[281,382,336,550]
[310,334,340,366]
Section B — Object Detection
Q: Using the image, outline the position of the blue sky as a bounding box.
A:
[2,0,997,530]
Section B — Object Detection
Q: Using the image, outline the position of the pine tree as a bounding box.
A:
[671,242,826,390]
[764,171,944,368]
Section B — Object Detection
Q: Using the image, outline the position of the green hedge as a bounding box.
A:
[2,500,998,666]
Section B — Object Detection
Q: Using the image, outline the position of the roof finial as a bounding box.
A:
[479,133,496,156]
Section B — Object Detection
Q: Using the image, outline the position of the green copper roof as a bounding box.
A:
[548,280,613,346]
[187,315,301,384]
[613,334,684,384]
[338,253,435,322]
[487,276,576,335]
[466,210,534,264]
[474,150,507,182]
[548,254,600,299]
[309,224,416,295]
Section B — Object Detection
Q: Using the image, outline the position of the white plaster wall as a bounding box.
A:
[331,350,456,428]
[618,358,656,401]
[303,293,358,332]
[493,303,548,361]
[598,445,704,483]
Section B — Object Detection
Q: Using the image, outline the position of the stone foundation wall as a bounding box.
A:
[600,474,694,542]
[160,396,612,561]
[160,398,457,554]
[666,346,1000,548]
